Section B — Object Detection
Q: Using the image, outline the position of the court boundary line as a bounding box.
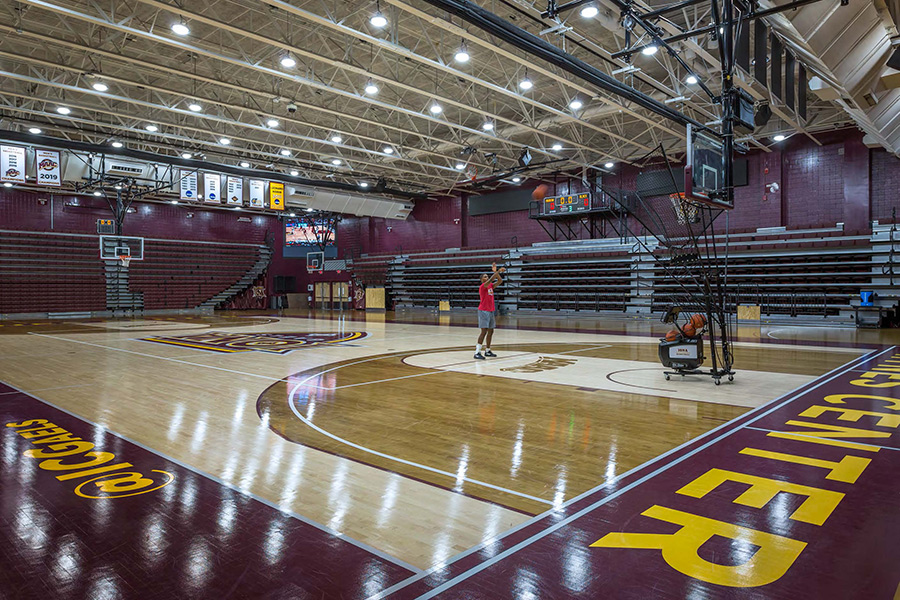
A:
[0,379,424,576]
[366,344,892,599]
[407,345,897,599]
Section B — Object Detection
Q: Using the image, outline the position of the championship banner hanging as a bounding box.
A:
[226,176,243,205]
[1,145,26,184]
[179,170,198,201]
[269,181,285,211]
[203,173,221,204]
[249,179,265,208]
[34,149,61,187]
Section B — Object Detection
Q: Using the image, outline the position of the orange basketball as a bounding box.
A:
[665,329,678,341]
[690,313,707,329]
[532,184,550,200]
[682,322,696,337]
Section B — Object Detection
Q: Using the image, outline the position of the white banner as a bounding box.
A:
[203,173,221,204]
[35,149,61,187]
[226,177,243,205]
[1,145,26,183]
[249,179,265,208]
[180,170,198,200]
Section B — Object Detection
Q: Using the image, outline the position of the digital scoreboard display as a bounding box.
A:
[542,192,591,215]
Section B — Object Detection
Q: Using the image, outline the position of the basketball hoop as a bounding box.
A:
[669,193,700,225]
[119,255,131,268]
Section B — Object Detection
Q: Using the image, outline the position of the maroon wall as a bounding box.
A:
[339,128,897,259]
[0,189,279,242]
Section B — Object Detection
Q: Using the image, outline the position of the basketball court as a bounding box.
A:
[3,0,900,597]
[1,311,898,598]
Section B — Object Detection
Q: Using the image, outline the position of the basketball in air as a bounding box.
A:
[532,184,550,200]
[682,322,696,337]
[665,329,678,341]
[690,313,707,329]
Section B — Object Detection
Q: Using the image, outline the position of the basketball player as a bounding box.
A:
[474,262,505,360]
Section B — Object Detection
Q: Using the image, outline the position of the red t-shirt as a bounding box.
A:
[478,282,495,311]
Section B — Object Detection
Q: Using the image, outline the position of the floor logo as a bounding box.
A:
[142,331,367,354]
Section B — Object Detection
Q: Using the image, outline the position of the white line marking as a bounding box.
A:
[287,382,554,507]
[27,332,293,384]
[0,383,93,396]
[0,379,422,575]
[367,345,893,599]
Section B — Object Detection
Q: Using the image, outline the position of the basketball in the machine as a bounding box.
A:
[665,329,678,341]
[690,313,707,329]
[532,184,550,200]
[682,322,696,337]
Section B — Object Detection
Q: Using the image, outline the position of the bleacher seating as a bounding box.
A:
[0,231,106,314]
[0,230,267,316]
[351,226,892,321]
[516,251,632,312]
[378,247,508,308]
[129,240,261,310]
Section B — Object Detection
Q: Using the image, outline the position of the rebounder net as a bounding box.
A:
[603,144,735,382]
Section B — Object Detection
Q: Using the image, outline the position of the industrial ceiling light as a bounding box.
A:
[686,75,698,85]
[3,182,13,187]
[552,143,563,151]
[92,82,109,92]
[170,200,179,204]
[188,102,202,112]
[360,181,369,188]
[331,158,342,165]
[219,137,231,145]
[370,1,387,28]
[56,106,71,115]
[512,177,521,183]
[266,118,279,128]
[171,22,190,36]
[604,161,615,169]
[429,103,443,114]
[280,149,291,156]
[773,134,786,142]
[642,44,659,56]
[145,124,158,132]
[234,206,242,211]
[519,77,533,90]
[455,162,465,170]
[569,99,583,110]
[482,121,494,131]
[364,80,379,95]
[28,127,42,134]
[93,190,102,196]
[383,146,394,154]
[114,184,122,190]
[239,161,250,168]
[289,212,296,216]
[181,152,193,159]
[111,141,123,148]
[454,42,470,63]
[580,4,599,18]
[331,134,343,143]
[306,208,314,212]
[280,55,297,68]
[290,170,299,176]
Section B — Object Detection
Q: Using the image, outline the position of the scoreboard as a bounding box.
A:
[542,192,591,215]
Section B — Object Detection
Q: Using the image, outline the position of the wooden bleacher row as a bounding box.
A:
[389,258,504,309]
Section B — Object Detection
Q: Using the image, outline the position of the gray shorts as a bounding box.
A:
[478,310,496,329]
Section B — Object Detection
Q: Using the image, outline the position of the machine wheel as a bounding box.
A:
[664,374,670,381]
[714,378,721,386]
[728,375,734,382]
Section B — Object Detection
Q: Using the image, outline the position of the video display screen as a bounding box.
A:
[285,219,336,246]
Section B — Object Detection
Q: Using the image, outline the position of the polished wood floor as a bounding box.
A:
[0,311,892,572]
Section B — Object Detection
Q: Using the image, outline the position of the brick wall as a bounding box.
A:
[784,140,845,228]
[872,150,900,223]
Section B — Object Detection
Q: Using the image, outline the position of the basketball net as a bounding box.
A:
[669,193,699,225]
[119,255,131,268]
